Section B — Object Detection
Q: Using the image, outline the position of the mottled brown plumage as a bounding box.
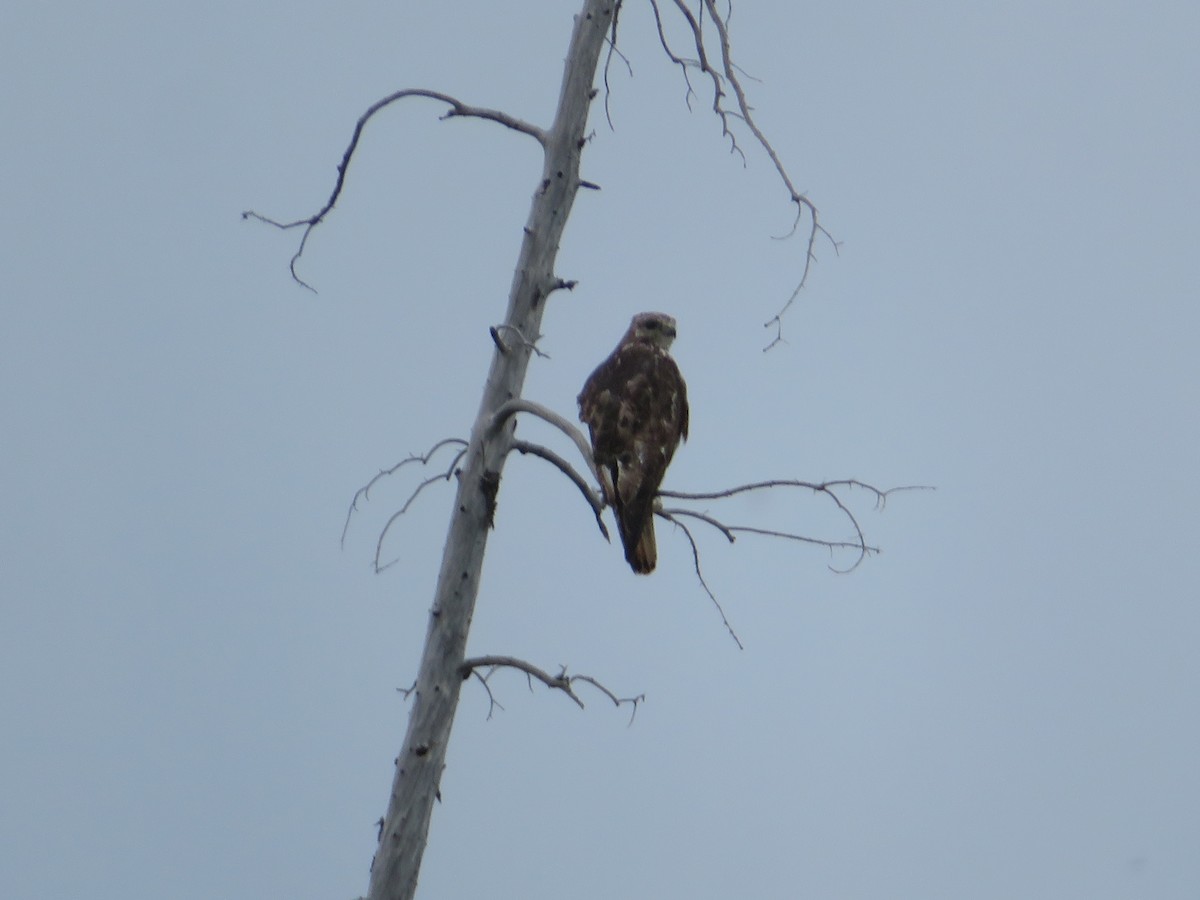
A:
[578,312,689,574]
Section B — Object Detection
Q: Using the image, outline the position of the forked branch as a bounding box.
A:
[352,422,923,652]
[487,398,609,537]
[661,479,928,574]
[656,480,931,646]
[489,397,603,487]
[646,0,838,349]
[485,398,922,647]
[243,89,546,291]
[460,655,645,724]
[340,437,468,572]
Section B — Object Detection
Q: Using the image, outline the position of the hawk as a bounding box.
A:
[578,312,689,574]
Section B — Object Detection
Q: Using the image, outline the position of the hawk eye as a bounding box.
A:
[644,320,660,330]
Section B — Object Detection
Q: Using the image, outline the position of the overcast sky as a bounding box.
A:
[4,2,1199,898]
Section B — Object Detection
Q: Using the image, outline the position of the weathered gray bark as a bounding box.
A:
[365,3,614,899]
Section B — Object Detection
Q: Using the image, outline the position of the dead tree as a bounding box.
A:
[247,3,913,898]
[357,10,610,899]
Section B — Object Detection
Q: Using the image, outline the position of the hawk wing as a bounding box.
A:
[579,342,688,573]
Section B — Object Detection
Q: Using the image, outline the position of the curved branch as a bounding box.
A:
[648,0,700,109]
[661,480,929,573]
[701,1,841,348]
[461,655,583,709]
[372,467,467,573]
[488,401,922,628]
[660,513,744,650]
[243,89,546,290]
[489,323,550,358]
[340,438,469,573]
[672,0,735,156]
[460,655,644,722]
[341,438,467,548]
[601,0,633,130]
[510,438,610,541]
[465,669,506,721]
[663,509,878,572]
[651,480,929,645]
[489,398,602,487]
[651,1,839,349]
[659,506,736,543]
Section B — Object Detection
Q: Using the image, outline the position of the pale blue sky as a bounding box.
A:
[3,2,1199,898]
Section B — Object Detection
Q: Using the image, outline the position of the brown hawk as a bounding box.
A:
[578,312,689,574]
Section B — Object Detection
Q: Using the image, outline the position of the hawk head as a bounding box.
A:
[624,312,678,351]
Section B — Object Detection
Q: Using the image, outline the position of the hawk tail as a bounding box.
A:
[611,467,658,575]
[627,520,656,574]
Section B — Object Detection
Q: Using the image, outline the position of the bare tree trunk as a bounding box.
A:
[366,3,614,898]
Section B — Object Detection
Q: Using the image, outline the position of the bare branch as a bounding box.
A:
[672,0,742,160]
[648,0,700,109]
[659,506,736,543]
[243,89,546,290]
[341,438,469,573]
[661,479,929,506]
[700,0,842,347]
[374,468,465,573]
[648,2,839,349]
[489,323,550,358]
[487,397,921,622]
[342,438,467,548]
[664,508,878,570]
[460,656,644,721]
[660,479,929,573]
[465,669,506,720]
[601,0,633,130]
[510,439,610,541]
[649,479,929,644]
[660,513,744,649]
[489,398,603,487]
[568,674,645,726]
[462,655,581,709]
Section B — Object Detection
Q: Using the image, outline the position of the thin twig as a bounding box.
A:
[243,89,546,290]
[661,480,929,573]
[663,508,880,573]
[658,507,736,543]
[569,674,645,726]
[602,0,633,130]
[699,0,838,347]
[374,466,466,573]
[467,669,506,720]
[489,323,550,358]
[342,438,467,547]
[649,0,699,109]
[651,1,839,349]
[672,0,740,159]
[662,514,744,649]
[651,479,928,640]
[661,479,929,504]
[511,439,610,541]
